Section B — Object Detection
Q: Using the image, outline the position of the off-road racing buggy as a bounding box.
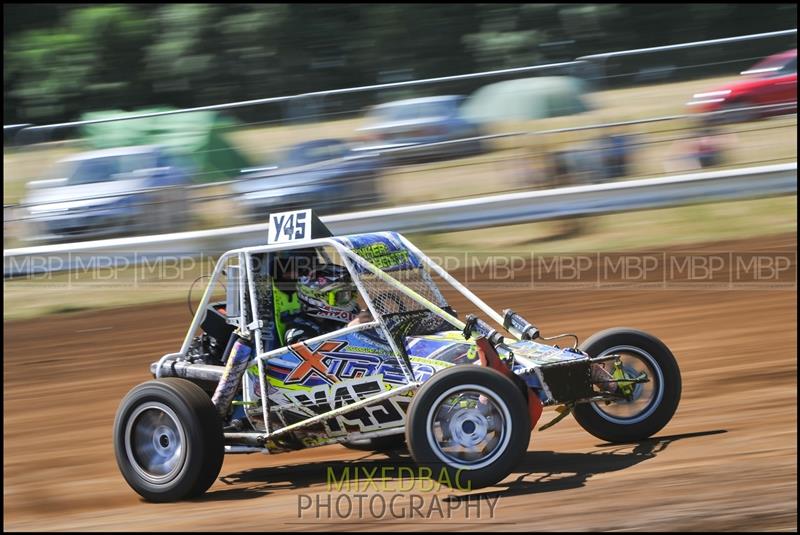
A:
[113,210,681,502]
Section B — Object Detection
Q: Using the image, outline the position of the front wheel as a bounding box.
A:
[573,328,681,443]
[113,378,224,502]
[406,366,530,490]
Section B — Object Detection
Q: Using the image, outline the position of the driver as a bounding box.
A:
[284,264,371,345]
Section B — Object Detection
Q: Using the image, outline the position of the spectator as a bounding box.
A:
[664,126,737,173]
[601,131,633,179]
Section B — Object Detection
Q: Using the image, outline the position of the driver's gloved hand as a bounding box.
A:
[285,328,308,345]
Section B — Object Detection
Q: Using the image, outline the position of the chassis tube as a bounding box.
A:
[224,382,420,447]
[150,360,225,382]
[224,445,265,454]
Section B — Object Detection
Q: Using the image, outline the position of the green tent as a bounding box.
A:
[80,108,252,183]
[461,76,589,124]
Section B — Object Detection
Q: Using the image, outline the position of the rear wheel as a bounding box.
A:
[406,366,530,490]
[113,378,224,502]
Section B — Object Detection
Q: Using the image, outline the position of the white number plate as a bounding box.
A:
[268,209,312,244]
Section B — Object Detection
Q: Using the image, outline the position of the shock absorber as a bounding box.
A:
[502,309,540,341]
[211,329,253,418]
[462,314,505,346]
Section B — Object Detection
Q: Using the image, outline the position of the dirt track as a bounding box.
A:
[4,234,797,531]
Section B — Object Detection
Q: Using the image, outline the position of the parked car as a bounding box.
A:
[231,138,382,221]
[22,145,191,243]
[687,49,797,123]
[357,95,485,163]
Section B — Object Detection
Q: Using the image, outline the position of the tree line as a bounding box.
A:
[4,3,796,125]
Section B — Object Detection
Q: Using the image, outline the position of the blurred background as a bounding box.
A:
[2,3,796,253]
[4,8,797,532]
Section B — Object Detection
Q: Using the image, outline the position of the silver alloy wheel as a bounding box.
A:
[124,402,187,484]
[591,345,664,424]
[425,384,512,470]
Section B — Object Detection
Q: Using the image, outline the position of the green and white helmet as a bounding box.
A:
[296,264,359,324]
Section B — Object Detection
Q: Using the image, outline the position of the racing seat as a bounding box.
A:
[256,248,321,349]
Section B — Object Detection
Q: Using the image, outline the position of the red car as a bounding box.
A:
[687,49,797,123]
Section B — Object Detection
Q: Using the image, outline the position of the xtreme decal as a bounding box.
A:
[284,340,347,384]
[268,335,408,387]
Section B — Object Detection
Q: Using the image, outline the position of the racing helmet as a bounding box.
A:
[296,264,359,323]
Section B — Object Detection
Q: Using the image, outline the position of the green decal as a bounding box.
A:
[353,242,411,270]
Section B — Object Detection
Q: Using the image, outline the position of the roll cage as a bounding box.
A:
[154,232,531,449]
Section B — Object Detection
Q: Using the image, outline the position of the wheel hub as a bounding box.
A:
[591,346,664,424]
[124,402,186,483]
[427,386,512,470]
[449,409,490,448]
[619,364,645,400]
[153,425,177,453]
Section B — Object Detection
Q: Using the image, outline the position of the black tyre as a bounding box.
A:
[406,365,530,490]
[113,378,224,502]
[342,434,406,452]
[573,328,681,443]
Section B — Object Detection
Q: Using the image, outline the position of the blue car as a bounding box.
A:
[357,95,485,163]
[232,139,382,221]
[22,145,191,243]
